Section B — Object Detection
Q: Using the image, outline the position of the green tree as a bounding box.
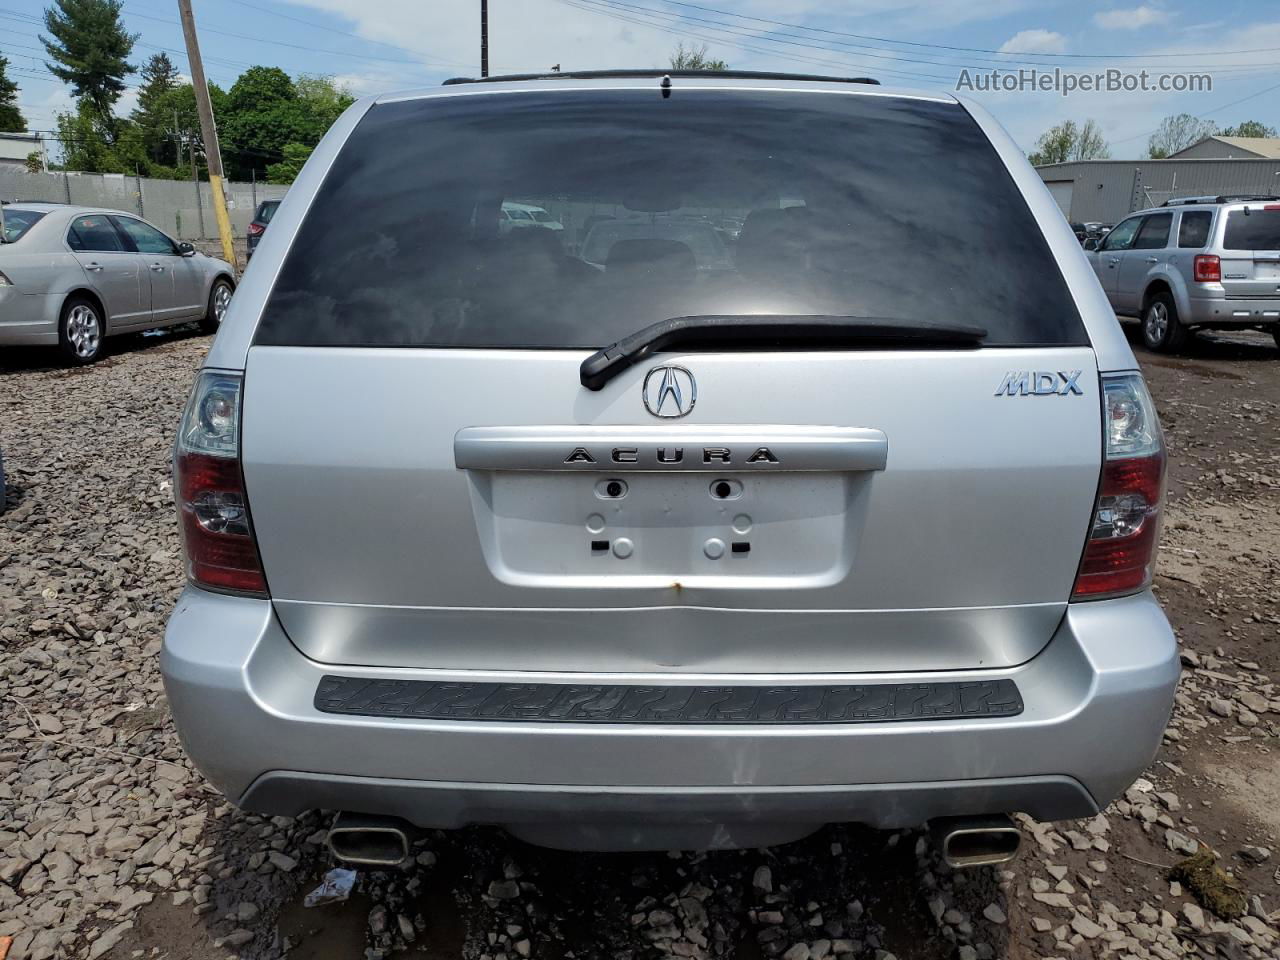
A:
[54,101,116,172]
[53,102,156,176]
[1028,119,1109,166]
[42,0,137,128]
[219,66,304,180]
[148,81,227,178]
[1218,120,1278,139]
[1147,113,1216,159]
[265,141,313,183]
[0,55,27,131]
[219,68,352,180]
[132,52,181,167]
[669,42,728,71]
[295,74,355,128]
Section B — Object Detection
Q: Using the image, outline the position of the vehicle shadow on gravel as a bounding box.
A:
[145,812,1010,960]
[1120,320,1280,365]
[0,324,209,373]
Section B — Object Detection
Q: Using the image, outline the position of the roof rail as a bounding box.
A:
[1162,194,1280,206]
[443,69,879,86]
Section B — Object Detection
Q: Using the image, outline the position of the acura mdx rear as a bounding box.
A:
[162,72,1178,853]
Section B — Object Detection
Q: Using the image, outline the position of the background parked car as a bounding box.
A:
[0,203,236,364]
[246,199,281,260]
[498,201,564,235]
[579,216,732,271]
[1085,195,1280,352]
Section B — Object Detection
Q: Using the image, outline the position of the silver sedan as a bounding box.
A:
[0,203,236,364]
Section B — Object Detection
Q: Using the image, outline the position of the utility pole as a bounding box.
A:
[480,0,488,77]
[173,109,183,170]
[177,0,238,270]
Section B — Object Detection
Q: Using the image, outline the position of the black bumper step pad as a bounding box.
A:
[314,676,1023,724]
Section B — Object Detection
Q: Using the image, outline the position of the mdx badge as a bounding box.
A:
[643,365,696,418]
[995,370,1084,396]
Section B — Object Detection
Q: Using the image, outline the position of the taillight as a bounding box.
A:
[174,371,267,594]
[247,222,265,236]
[1072,373,1165,600]
[1193,254,1221,283]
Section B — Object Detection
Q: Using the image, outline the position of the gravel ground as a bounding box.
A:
[1,325,1278,960]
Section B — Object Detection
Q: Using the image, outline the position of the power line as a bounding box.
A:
[214,0,472,68]
[27,128,296,161]
[573,0,1280,76]
[581,0,1050,73]
[556,0,949,83]
[0,17,246,83]
[1109,78,1280,147]
[121,6,456,68]
[644,0,1280,61]
[559,0,1280,86]
[554,0,953,84]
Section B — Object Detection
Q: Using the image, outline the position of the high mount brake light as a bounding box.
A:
[1072,373,1165,600]
[174,371,267,595]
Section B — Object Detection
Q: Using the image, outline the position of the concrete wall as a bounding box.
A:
[0,167,288,240]
[1035,159,1280,223]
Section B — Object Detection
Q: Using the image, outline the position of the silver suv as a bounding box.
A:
[163,71,1178,857]
[1086,195,1280,352]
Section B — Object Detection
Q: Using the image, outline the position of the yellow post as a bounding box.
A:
[208,174,237,268]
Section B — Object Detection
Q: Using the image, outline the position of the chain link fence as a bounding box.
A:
[0,167,288,240]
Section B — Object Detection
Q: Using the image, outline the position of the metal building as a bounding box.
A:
[0,132,47,171]
[1036,158,1280,224]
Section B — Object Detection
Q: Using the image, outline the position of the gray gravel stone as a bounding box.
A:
[753,865,773,894]
[488,879,521,900]
[1239,845,1271,864]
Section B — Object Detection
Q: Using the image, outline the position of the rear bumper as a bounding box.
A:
[1184,293,1280,325]
[0,291,58,345]
[162,586,1178,838]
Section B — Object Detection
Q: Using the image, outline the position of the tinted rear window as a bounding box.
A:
[1,208,46,243]
[256,90,1086,348]
[1223,209,1280,250]
[258,201,280,223]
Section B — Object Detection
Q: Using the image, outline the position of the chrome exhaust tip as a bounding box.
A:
[930,814,1022,868]
[326,812,413,867]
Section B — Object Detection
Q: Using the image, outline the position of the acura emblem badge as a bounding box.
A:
[642,365,696,418]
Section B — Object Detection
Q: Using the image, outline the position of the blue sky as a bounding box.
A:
[3,0,1279,157]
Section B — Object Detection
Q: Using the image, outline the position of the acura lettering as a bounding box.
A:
[561,446,782,465]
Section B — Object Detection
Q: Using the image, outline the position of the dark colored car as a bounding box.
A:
[246,200,282,260]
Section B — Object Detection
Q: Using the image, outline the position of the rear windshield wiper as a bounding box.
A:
[580,314,988,390]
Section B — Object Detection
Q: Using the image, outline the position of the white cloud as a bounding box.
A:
[997,29,1067,54]
[1093,6,1169,31]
